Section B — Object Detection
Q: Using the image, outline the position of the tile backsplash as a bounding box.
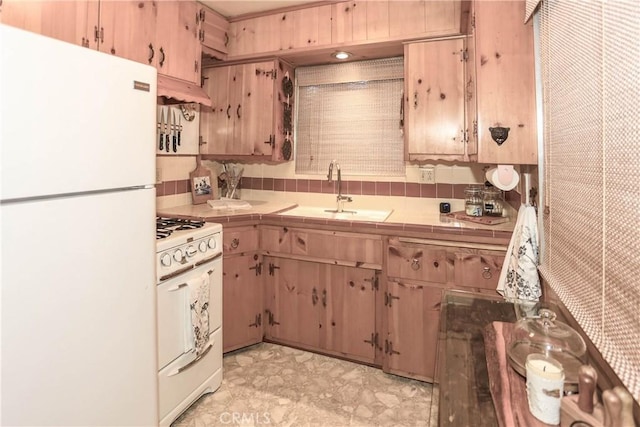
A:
[155,156,528,211]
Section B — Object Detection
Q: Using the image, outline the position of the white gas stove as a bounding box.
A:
[155,217,223,426]
[156,217,223,283]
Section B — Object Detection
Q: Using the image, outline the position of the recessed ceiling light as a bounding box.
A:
[332,51,351,60]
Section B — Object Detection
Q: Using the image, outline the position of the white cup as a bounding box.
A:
[525,353,564,425]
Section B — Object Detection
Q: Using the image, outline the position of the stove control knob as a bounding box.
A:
[160,253,172,267]
[185,245,197,257]
[199,241,208,252]
[173,249,183,262]
[208,238,217,250]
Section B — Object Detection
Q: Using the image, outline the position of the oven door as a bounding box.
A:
[157,253,222,371]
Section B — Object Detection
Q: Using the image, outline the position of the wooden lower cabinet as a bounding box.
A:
[222,253,263,353]
[383,280,443,382]
[264,256,378,364]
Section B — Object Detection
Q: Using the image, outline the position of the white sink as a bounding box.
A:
[280,206,393,222]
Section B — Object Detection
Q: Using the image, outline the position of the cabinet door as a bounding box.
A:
[331,1,367,44]
[474,0,537,164]
[327,266,377,363]
[198,4,229,56]
[389,0,425,37]
[155,1,201,84]
[384,280,442,382]
[264,257,323,349]
[200,66,231,155]
[1,0,98,49]
[405,39,466,160]
[239,62,275,156]
[98,1,155,64]
[291,5,332,49]
[222,254,263,353]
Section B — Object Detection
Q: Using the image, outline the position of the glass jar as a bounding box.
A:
[507,309,587,391]
[482,187,504,216]
[464,186,483,216]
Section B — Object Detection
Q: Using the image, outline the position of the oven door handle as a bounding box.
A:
[167,341,213,377]
[159,265,193,282]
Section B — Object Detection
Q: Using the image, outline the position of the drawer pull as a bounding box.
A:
[230,238,239,249]
[482,267,493,279]
[411,259,421,270]
[433,261,439,268]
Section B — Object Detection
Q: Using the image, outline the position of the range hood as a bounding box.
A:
[157,74,212,107]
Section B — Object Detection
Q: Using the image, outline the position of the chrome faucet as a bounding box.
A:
[327,160,352,213]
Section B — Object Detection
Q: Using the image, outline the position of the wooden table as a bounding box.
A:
[437,290,565,427]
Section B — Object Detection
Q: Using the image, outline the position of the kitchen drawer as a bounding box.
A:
[387,242,450,284]
[260,225,292,254]
[222,225,259,255]
[261,226,383,267]
[290,229,383,267]
[453,249,505,293]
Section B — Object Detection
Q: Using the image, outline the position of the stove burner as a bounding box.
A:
[156,217,205,239]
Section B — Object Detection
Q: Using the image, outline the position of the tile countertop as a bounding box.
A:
[157,200,516,236]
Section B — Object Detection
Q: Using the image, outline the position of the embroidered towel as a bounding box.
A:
[497,205,541,301]
[186,272,210,355]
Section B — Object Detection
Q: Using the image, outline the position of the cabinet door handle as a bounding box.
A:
[159,47,165,67]
[99,27,104,43]
[237,104,241,119]
[311,287,318,306]
[411,258,421,270]
[226,104,231,119]
[321,289,327,307]
[482,267,493,279]
[433,261,439,268]
[230,238,239,249]
[148,43,154,64]
[364,333,375,347]
[414,91,418,109]
[224,32,229,47]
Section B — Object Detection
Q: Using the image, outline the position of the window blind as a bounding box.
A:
[539,0,640,400]
[295,57,405,176]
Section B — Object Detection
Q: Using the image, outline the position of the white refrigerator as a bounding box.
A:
[0,25,159,426]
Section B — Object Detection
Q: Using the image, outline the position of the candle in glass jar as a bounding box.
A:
[526,354,564,424]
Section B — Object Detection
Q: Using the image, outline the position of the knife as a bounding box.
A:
[172,111,177,152]
[165,108,170,152]
[158,108,165,151]
[177,112,181,146]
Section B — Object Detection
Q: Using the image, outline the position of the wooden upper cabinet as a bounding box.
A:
[331,1,367,45]
[473,0,537,165]
[389,0,461,39]
[155,1,201,84]
[365,1,390,40]
[98,1,155,64]
[1,0,98,49]
[197,4,229,58]
[200,59,294,160]
[405,39,467,161]
[291,5,332,49]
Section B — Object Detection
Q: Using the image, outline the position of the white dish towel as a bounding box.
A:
[497,205,541,302]
[186,272,211,355]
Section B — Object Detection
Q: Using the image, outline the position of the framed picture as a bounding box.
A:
[189,160,216,205]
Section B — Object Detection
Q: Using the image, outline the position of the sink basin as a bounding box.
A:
[280,206,392,222]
